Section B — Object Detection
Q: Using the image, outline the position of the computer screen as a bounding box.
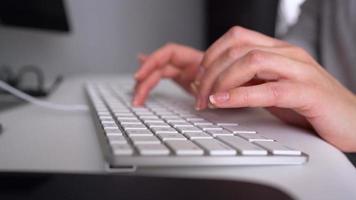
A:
[0,0,70,32]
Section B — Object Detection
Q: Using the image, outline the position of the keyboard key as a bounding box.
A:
[108,135,127,144]
[120,121,143,125]
[172,124,194,128]
[154,111,173,116]
[206,130,233,137]
[99,116,113,120]
[176,126,202,133]
[117,116,138,121]
[135,112,154,116]
[157,133,187,141]
[151,127,178,134]
[183,132,213,140]
[236,133,274,142]
[136,144,170,155]
[216,123,238,126]
[130,136,161,144]
[122,124,147,130]
[194,139,236,156]
[185,117,204,122]
[222,125,257,134]
[100,120,116,124]
[139,115,159,120]
[105,129,123,136]
[197,125,223,131]
[115,113,135,117]
[117,118,140,123]
[169,121,192,127]
[144,119,166,124]
[131,108,150,112]
[98,111,110,115]
[166,119,186,123]
[148,123,171,128]
[193,122,213,126]
[254,141,301,155]
[104,126,119,130]
[166,140,204,156]
[111,144,133,155]
[126,129,153,136]
[218,136,267,155]
[160,115,181,120]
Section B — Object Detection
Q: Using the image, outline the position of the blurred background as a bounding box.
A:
[0,0,304,80]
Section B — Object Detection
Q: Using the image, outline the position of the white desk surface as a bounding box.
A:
[0,75,355,200]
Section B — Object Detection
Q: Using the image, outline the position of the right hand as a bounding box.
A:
[133,43,203,106]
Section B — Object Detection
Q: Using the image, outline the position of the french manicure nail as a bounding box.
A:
[195,98,201,111]
[209,92,230,105]
[190,82,198,94]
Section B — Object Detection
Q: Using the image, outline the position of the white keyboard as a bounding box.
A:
[86,82,308,168]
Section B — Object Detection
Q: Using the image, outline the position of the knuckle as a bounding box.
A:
[245,50,266,66]
[214,74,226,91]
[163,42,177,49]
[227,47,240,59]
[266,84,282,105]
[200,54,211,69]
[293,46,310,59]
[241,88,250,106]
[228,26,245,38]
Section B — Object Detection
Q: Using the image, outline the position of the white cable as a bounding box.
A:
[0,80,89,112]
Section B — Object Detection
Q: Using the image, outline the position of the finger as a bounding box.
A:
[172,63,200,94]
[197,46,311,109]
[133,65,183,106]
[134,43,203,81]
[198,50,308,110]
[195,46,244,109]
[133,70,161,106]
[201,26,285,68]
[209,81,308,109]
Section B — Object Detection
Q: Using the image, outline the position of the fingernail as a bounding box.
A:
[190,82,198,94]
[195,98,201,111]
[134,72,140,79]
[209,92,230,105]
[132,95,140,106]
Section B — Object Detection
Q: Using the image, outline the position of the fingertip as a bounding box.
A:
[134,70,146,80]
[132,97,142,107]
[134,72,141,80]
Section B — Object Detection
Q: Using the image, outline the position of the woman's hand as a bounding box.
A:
[196,26,356,152]
[133,43,203,106]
